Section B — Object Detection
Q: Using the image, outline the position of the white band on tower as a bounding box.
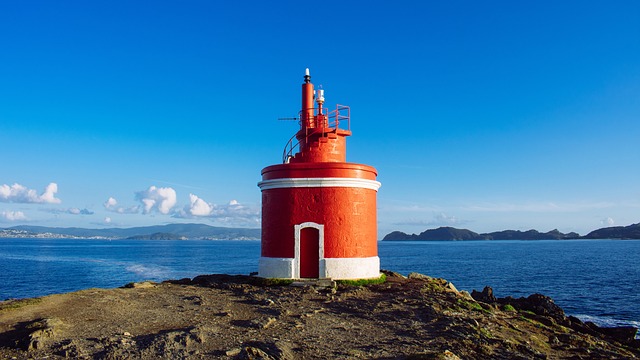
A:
[258,177,381,191]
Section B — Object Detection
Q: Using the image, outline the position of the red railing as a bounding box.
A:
[282,104,350,163]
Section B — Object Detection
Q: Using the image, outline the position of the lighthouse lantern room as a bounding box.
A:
[258,69,381,280]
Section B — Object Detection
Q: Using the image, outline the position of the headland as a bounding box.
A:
[1,272,638,359]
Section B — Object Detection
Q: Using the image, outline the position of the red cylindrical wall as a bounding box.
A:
[260,162,378,259]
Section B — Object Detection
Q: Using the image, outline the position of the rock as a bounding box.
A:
[587,323,639,344]
[408,272,433,280]
[240,346,274,359]
[458,290,475,301]
[444,281,458,293]
[226,348,242,356]
[123,281,157,289]
[380,269,406,278]
[442,350,462,360]
[521,294,565,318]
[471,286,497,303]
[25,318,63,351]
[251,317,277,329]
[315,279,337,290]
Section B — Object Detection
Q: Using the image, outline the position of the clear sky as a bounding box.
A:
[1,1,639,237]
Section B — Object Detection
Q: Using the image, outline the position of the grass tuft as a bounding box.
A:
[0,298,43,312]
[256,278,294,286]
[457,299,484,311]
[336,273,387,287]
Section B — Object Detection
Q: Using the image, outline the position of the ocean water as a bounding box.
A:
[0,238,638,334]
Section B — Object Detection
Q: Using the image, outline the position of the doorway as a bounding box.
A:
[294,222,324,279]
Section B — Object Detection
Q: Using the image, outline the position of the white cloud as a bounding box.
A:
[0,182,61,204]
[104,196,139,214]
[104,197,118,210]
[601,217,615,226]
[45,207,94,215]
[135,186,177,215]
[174,196,260,226]
[104,217,112,224]
[1,210,27,221]
[187,194,214,216]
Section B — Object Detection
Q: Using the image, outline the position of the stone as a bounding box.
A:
[444,281,458,293]
[26,318,62,351]
[380,269,406,278]
[471,286,497,303]
[442,350,462,360]
[123,281,157,289]
[240,346,275,359]
[315,279,337,290]
[408,272,432,280]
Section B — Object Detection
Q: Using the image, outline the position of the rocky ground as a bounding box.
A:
[0,271,638,359]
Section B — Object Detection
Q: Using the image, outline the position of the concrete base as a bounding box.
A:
[259,256,380,280]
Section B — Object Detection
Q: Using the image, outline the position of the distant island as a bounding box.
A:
[0,223,260,240]
[383,222,640,241]
[3,222,640,241]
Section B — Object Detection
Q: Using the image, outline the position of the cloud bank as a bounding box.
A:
[1,210,27,222]
[103,186,259,227]
[176,194,259,226]
[104,196,140,214]
[45,207,94,215]
[0,183,61,204]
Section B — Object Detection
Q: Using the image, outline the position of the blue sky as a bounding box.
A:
[1,1,639,237]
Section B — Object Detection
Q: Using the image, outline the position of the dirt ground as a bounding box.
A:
[0,272,638,359]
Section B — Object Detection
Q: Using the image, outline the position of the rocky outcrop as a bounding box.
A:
[471,285,639,348]
[1,274,638,359]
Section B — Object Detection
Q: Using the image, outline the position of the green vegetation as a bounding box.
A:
[258,278,294,286]
[502,304,516,312]
[337,273,387,287]
[424,281,445,292]
[457,299,484,312]
[0,298,43,312]
[477,326,493,339]
[518,315,546,329]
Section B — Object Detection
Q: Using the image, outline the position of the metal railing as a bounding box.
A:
[281,104,350,163]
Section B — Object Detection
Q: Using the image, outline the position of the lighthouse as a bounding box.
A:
[258,69,381,280]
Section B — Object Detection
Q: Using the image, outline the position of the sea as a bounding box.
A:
[1,238,638,337]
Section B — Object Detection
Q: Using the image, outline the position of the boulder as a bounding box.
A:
[471,286,497,303]
[408,272,433,280]
[498,293,565,319]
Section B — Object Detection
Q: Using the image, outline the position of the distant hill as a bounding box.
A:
[383,226,585,241]
[125,232,188,240]
[582,222,640,239]
[389,227,485,241]
[2,223,260,240]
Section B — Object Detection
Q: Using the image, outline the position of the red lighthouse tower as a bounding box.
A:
[258,69,381,280]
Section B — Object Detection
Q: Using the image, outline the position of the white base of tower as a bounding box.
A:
[258,256,380,280]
